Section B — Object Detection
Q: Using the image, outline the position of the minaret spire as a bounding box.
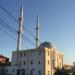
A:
[17,3,23,51]
[35,16,40,48]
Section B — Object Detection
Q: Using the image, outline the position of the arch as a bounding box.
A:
[30,69,35,75]
[38,70,41,75]
[17,69,25,75]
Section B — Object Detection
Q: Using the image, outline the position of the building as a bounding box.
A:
[72,62,75,75]
[5,42,63,75]
[5,4,63,75]
[63,64,72,75]
[0,55,10,75]
[63,64,72,70]
[0,55,9,64]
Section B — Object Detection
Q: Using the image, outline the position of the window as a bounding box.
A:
[48,60,49,65]
[48,71,49,75]
[3,59,5,63]
[38,50,41,55]
[19,61,22,65]
[50,51,52,57]
[38,70,41,75]
[38,60,41,65]
[20,52,22,56]
[24,53,26,56]
[31,60,33,65]
[30,69,34,75]
[30,52,32,56]
[24,61,26,65]
[48,51,49,56]
[53,61,55,69]
[13,69,15,72]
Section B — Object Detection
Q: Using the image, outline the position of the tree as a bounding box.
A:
[54,67,71,75]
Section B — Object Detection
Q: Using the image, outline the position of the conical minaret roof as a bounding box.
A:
[19,3,23,19]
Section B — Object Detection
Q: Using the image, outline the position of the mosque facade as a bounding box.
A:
[5,42,63,75]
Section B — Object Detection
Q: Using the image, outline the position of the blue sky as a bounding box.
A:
[0,0,75,65]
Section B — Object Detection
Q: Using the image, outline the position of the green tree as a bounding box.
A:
[54,67,71,75]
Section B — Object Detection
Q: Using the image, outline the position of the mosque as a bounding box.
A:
[5,4,63,75]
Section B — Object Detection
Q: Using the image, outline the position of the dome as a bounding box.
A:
[39,42,53,48]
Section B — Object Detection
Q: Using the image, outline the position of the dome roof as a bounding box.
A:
[39,42,53,48]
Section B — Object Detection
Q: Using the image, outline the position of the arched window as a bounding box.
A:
[38,60,41,65]
[38,50,41,55]
[30,69,34,75]
[24,61,26,65]
[24,52,26,56]
[19,61,22,65]
[48,60,49,65]
[30,52,32,56]
[48,71,49,75]
[31,60,33,65]
[38,70,41,75]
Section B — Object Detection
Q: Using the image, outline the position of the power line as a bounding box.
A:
[0,26,17,41]
[0,21,17,35]
[23,26,35,38]
[23,35,35,46]
[0,19,17,34]
[0,4,35,38]
[0,4,41,46]
[0,19,35,46]
[0,4,17,23]
[0,22,35,48]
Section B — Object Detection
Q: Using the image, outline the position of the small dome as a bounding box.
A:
[39,42,53,48]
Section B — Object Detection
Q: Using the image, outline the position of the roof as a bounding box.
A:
[39,41,53,48]
[0,55,9,59]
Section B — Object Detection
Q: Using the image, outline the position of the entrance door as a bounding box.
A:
[17,69,25,75]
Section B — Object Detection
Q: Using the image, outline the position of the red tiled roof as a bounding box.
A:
[0,55,9,59]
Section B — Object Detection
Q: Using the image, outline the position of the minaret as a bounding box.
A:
[17,4,23,51]
[35,16,40,48]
